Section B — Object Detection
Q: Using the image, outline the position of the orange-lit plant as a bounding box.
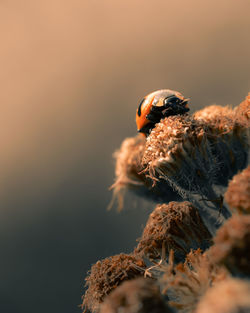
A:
[82,94,250,313]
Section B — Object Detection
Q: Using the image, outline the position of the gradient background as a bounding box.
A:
[0,1,249,312]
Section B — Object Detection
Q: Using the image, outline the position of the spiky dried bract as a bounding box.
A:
[160,249,228,313]
[209,215,250,277]
[82,254,146,313]
[225,166,250,214]
[196,278,250,313]
[142,115,219,196]
[100,277,173,313]
[110,134,180,210]
[234,93,250,127]
[135,202,212,263]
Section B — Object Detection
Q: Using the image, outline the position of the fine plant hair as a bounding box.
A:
[82,93,250,313]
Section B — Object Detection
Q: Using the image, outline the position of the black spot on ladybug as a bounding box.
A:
[137,98,144,117]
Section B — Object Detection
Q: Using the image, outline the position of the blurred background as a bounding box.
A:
[0,0,249,312]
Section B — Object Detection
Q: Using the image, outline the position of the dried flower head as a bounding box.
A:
[135,202,212,263]
[142,115,216,194]
[141,114,233,213]
[82,254,146,313]
[159,249,228,313]
[224,166,250,214]
[209,214,250,277]
[109,134,180,210]
[196,278,250,313]
[100,277,173,313]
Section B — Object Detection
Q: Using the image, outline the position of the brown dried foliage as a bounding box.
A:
[196,278,250,313]
[100,277,173,313]
[90,94,250,313]
[135,202,212,262]
[225,166,250,214]
[209,215,250,276]
[82,254,146,313]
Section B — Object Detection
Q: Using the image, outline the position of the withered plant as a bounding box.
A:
[82,93,250,313]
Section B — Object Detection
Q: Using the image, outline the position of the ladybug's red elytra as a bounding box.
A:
[136,89,189,136]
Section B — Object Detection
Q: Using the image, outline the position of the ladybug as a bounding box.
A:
[136,89,189,136]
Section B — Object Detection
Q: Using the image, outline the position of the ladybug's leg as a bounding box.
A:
[138,122,155,135]
[146,112,162,123]
[146,106,165,123]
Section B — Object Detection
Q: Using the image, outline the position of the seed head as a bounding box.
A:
[100,277,174,313]
[224,166,250,214]
[82,254,146,313]
[134,202,212,263]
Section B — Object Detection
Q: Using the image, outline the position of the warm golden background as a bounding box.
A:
[0,1,249,312]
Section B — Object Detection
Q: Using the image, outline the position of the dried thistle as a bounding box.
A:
[134,202,212,263]
[109,134,180,210]
[224,166,250,214]
[100,277,174,313]
[82,254,146,313]
[159,249,228,313]
[209,214,250,277]
[196,278,250,313]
